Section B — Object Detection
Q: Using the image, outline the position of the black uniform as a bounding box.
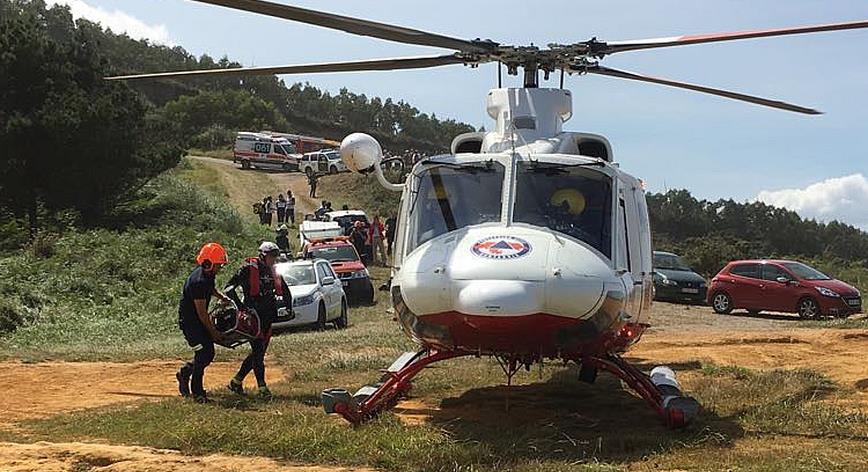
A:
[178,266,216,397]
[225,258,292,388]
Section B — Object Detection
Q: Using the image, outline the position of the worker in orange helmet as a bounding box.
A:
[176,242,233,403]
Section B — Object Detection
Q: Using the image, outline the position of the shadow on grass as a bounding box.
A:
[420,365,743,465]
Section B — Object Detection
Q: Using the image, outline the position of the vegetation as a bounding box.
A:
[0,0,183,240]
[648,189,868,292]
[0,160,269,357]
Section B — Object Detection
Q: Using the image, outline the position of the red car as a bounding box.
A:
[708,259,862,319]
[301,237,375,305]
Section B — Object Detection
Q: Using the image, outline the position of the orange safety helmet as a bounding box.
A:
[196,242,228,267]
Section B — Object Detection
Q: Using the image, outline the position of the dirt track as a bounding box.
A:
[0,441,374,472]
[0,361,283,427]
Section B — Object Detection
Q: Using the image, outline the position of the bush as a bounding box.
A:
[0,300,25,334]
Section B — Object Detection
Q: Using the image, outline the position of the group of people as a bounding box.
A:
[177,241,293,402]
[254,190,297,226]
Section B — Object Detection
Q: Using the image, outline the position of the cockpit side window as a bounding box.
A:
[513,163,612,258]
[406,161,505,252]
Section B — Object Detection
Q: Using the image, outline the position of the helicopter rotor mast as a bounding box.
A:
[107,0,868,115]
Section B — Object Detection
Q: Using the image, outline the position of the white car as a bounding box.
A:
[273,259,348,330]
[299,149,346,176]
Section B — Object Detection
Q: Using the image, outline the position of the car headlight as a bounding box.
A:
[815,287,840,298]
[352,269,369,279]
[293,294,315,306]
[660,277,677,286]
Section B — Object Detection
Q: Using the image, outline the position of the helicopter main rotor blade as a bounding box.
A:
[105,54,466,81]
[584,65,821,115]
[599,20,868,55]
[189,0,495,53]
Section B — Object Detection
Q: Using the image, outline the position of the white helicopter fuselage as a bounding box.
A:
[343,87,653,360]
[389,151,653,358]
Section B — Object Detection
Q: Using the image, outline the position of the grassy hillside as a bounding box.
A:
[0,159,270,360]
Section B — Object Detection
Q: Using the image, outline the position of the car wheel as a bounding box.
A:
[241,159,250,170]
[329,165,337,174]
[711,292,733,314]
[798,297,820,319]
[334,299,348,329]
[316,302,327,330]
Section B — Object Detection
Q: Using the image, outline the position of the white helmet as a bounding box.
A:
[259,241,280,256]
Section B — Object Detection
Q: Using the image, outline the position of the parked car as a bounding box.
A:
[299,149,345,176]
[652,251,707,303]
[273,259,348,330]
[301,237,375,305]
[233,132,300,171]
[708,259,862,318]
[323,209,369,235]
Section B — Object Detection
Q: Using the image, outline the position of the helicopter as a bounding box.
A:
[109,0,868,428]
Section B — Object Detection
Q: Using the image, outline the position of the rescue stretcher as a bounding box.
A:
[210,302,261,348]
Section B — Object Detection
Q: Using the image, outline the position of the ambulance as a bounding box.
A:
[233,132,300,171]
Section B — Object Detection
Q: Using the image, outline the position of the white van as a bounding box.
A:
[233,132,300,171]
[299,149,347,176]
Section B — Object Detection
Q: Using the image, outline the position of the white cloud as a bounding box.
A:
[47,0,174,45]
[756,174,868,230]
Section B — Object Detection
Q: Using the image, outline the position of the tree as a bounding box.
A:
[0,0,183,235]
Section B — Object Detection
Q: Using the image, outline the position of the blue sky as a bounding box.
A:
[51,1,868,228]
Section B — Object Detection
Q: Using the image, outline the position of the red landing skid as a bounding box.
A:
[321,349,700,428]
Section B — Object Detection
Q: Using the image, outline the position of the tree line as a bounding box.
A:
[647,189,868,276]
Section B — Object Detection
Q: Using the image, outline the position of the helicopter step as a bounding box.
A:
[321,349,470,424]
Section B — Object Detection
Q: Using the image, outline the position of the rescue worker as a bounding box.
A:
[349,221,367,263]
[276,194,287,224]
[385,215,397,255]
[368,214,387,266]
[314,200,329,219]
[276,224,291,255]
[307,171,318,198]
[177,242,233,403]
[286,190,296,225]
[225,242,292,397]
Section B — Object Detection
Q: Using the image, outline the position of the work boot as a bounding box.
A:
[227,378,244,395]
[176,368,191,397]
[192,392,211,404]
[257,385,272,399]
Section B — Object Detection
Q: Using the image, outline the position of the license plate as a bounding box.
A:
[847,298,860,307]
[681,288,699,294]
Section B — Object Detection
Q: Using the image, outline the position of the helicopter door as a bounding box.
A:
[617,183,644,319]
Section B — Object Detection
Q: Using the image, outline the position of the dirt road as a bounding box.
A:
[0,361,283,427]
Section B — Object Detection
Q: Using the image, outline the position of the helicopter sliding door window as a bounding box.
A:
[405,162,505,252]
[618,197,631,272]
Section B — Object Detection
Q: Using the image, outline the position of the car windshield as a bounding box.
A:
[279,265,316,286]
[513,162,612,258]
[310,245,359,263]
[782,262,831,280]
[281,143,296,154]
[407,160,505,251]
[326,151,340,160]
[654,253,691,271]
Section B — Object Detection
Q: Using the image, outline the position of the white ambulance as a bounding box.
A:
[233,132,300,171]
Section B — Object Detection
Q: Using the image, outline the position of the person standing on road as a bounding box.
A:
[286,190,296,225]
[276,194,287,224]
[264,196,274,226]
[385,215,397,255]
[368,215,387,266]
[177,242,233,403]
[224,242,292,397]
[308,172,318,198]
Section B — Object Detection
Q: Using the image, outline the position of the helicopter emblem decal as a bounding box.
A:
[471,236,532,260]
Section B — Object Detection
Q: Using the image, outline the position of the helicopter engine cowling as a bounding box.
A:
[340,132,382,173]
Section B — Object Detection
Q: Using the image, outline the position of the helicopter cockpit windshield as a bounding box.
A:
[407,160,505,251]
[514,162,612,258]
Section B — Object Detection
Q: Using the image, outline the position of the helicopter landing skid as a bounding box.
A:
[582,355,700,428]
[321,349,469,425]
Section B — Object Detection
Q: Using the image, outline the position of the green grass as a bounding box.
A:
[186,147,234,161]
[0,160,271,361]
[19,354,868,471]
